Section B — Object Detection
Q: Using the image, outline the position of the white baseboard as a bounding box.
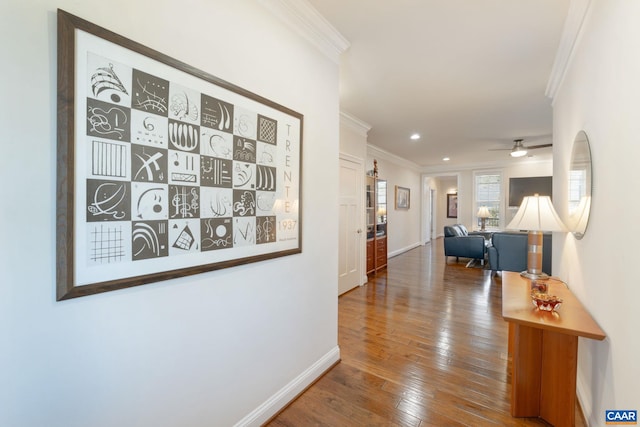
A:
[388,241,421,258]
[234,346,341,427]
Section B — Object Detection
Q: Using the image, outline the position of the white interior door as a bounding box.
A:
[338,156,363,295]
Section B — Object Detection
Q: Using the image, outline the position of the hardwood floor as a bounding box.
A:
[267,240,585,426]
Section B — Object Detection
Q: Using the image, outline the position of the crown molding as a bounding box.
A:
[340,111,371,137]
[546,0,593,101]
[368,144,552,175]
[367,144,421,172]
[258,0,350,64]
[421,156,553,175]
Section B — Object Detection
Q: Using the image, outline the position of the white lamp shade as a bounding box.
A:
[506,195,567,232]
[477,206,491,218]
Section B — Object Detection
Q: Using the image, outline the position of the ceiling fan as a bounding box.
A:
[490,139,553,158]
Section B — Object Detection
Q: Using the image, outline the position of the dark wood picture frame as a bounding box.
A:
[395,186,410,210]
[57,10,303,300]
[447,193,458,218]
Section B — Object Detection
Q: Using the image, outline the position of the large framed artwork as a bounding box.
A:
[56,10,302,300]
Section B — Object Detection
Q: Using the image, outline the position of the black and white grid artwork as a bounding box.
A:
[57,10,301,299]
[84,52,287,267]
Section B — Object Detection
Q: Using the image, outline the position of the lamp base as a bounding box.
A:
[520,271,550,281]
[524,230,548,281]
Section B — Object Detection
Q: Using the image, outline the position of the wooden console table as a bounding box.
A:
[501,272,605,427]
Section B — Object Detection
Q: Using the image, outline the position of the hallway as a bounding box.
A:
[268,241,584,426]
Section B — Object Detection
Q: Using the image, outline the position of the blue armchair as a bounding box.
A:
[488,232,552,275]
[443,224,487,265]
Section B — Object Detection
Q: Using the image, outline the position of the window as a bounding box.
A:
[568,169,587,212]
[475,173,502,229]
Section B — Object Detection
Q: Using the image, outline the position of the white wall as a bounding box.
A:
[551,0,640,423]
[367,147,422,256]
[339,112,369,161]
[0,1,340,426]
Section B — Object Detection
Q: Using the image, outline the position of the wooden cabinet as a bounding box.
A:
[366,240,374,273]
[366,175,387,275]
[375,236,387,268]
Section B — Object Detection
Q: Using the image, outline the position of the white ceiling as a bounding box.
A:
[306,0,571,169]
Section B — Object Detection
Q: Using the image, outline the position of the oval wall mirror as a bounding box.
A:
[567,131,592,239]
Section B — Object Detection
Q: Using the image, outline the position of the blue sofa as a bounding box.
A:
[488,232,552,275]
[443,224,487,265]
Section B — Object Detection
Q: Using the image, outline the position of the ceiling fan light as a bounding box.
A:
[510,148,528,157]
[509,138,528,157]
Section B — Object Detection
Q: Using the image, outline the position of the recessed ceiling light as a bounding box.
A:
[443,157,450,161]
[410,133,420,140]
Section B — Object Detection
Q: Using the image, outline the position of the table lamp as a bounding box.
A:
[506,194,567,280]
[477,206,491,231]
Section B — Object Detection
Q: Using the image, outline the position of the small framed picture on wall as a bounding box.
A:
[395,186,410,210]
[447,193,458,218]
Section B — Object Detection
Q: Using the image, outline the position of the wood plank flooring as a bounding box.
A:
[267,240,585,426]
